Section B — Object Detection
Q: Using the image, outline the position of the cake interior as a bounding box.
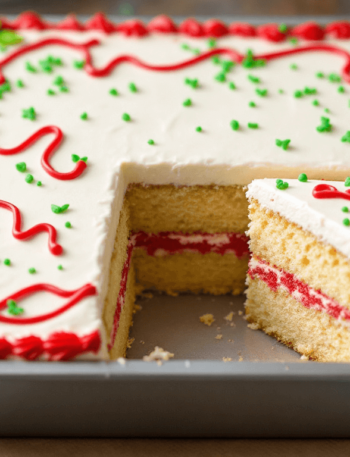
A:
[104,184,250,359]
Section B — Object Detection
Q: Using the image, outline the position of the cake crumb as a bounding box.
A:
[228,339,234,343]
[184,360,191,368]
[117,357,126,365]
[238,310,243,316]
[143,346,174,363]
[222,357,232,362]
[285,366,290,371]
[199,313,215,326]
[238,356,244,362]
[215,334,223,340]
[247,322,260,330]
[166,289,179,297]
[140,340,145,344]
[127,337,135,349]
[133,304,142,314]
[224,311,234,322]
[300,354,309,361]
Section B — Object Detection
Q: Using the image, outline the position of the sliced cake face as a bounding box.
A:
[2,16,350,360]
[246,178,350,361]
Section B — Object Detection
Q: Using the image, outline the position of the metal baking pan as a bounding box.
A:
[1,15,350,438]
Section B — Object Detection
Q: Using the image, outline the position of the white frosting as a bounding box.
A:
[247,178,350,260]
[1,28,350,358]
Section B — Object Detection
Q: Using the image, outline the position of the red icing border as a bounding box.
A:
[0,12,349,43]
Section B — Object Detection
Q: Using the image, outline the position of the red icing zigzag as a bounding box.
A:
[0,200,62,256]
[312,183,350,201]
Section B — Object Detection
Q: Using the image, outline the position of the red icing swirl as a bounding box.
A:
[203,19,228,37]
[148,15,177,33]
[257,24,287,43]
[312,183,350,201]
[0,200,62,256]
[325,21,350,39]
[85,12,115,34]
[11,12,48,30]
[55,14,85,31]
[229,22,256,37]
[291,21,325,41]
[117,19,148,37]
[179,18,204,37]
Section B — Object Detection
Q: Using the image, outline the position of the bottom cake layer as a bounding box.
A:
[246,268,350,362]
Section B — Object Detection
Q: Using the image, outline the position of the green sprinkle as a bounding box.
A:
[183,98,192,107]
[276,139,291,151]
[71,154,80,163]
[324,108,330,113]
[185,78,199,89]
[342,206,349,212]
[276,179,289,190]
[58,265,63,270]
[215,73,226,83]
[196,126,202,132]
[242,49,266,69]
[255,88,267,97]
[22,107,36,121]
[16,79,24,88]
[341,131,350,143]
[53,75,64,86]
[208,38,217,48]
[16,162,26,173]
[279,23,288,33]
[343,218,350,226]
[25,62,37,73]
[298,173,308,182]
[317,116,332,132]
[289,37,298,45]
[294,90,303,98]
[338,86,345,93]
[37,181,42,187]
[328,73,341,83]
[28,268,36,274]
[25,174,34,184]
[230,120,239,131]
[248,123,258,129]
[278,89,284,94]
[312,99,320,106]
[129,82,137,93]
[304,87,317,95]
[59,86,69,93]
[74,60,85,69]
[248,74,260,84]
[80,112,88,120]
[345,177,350,187]
[122,112,131,121]
[228,82,236,90]
[181,43,190,51]
[7,300,24,316]
[109,88,118,96]
[148,139,155,145]
[51,204,69,214]
[249,101,256,108]
[221,60,235,73]
[47,89,55,96]
[65,221,72,228]
[192,48,201,56]
[316,72,324,78]
[290,63,298,70]
[4,258,11,266]
[212,55,221,65]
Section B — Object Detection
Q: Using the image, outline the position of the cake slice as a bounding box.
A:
[246,177,350,362]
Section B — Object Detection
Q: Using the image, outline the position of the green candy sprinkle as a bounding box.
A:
[71,154,87,163]
[290,63,298,70]
[316,72,324,78]
[51,204,69,214]
[242,49,266,69]
[185,78,199,89]
[215,73,226,83]
[248,122,258,129]
[328,73,341,83]
[298,173,308,182]
[345,177,350,187]
[343,218,350,226]
[208,38,217,48]
[37,181,42,187]
[28,268,36,274]
[342,206,349,213]
[228,82,236,90]
[304,87,317,95]
[276,139,291,151]
[289,37,298,45]
[294,90,303,98]
[16,79,24,88]
[22,107,36,121]
[338,86,345,93]
[230,120,239,131]
[341,131,350,143]
[59,86,69,93]
[4,258,11,266]
[80,112,88,120]
[279,23,288,33]
[58,265,63,270]
[16,162,26,173]
[53,75,64,86]
[109,88,118,96]
[47,89,55,96]
[122,112,131,121]
[129,82,137,93]
[7,300,24,316]
[196,126,202,132]
[248,74,260,84]
[276,179,289,190]
[316,116,332,133]
[65,221,72,228]
[192,48,201,56]
[249,101,256,108]
[221,60,235,73]
[312,99,319,106]
[255,88,267,97]
[148,139,155,145]
[181,43,190,51]
[183,98,192,107]
[25,62,37,73]
[278,89,284,94]
[74,60,85,69]
[25,174,34,184]
[324,108,330,113]
[212,55,221,65]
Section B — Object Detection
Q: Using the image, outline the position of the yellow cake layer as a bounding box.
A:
[246,276,350,362]
[126,184,249,234]
[133,249,248,295]
[248,199,350,310]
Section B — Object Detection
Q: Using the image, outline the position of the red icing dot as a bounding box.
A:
[229,22,256,37]
[56,14,85,31]
[148,15,177,33]
[179,18,204,37]
[325,21,350,39]
[257,23,287,42]
[0,338,12,359]
[11,12,48,30]
[203,19,228,37]
[12,335,43,360]
[0,17,15,30]
[117,19,148,37]
[85,12,115,34]
[291,22,325,41]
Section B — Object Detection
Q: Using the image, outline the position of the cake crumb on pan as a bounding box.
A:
[199,313,215,326]
[143,346,174,363]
